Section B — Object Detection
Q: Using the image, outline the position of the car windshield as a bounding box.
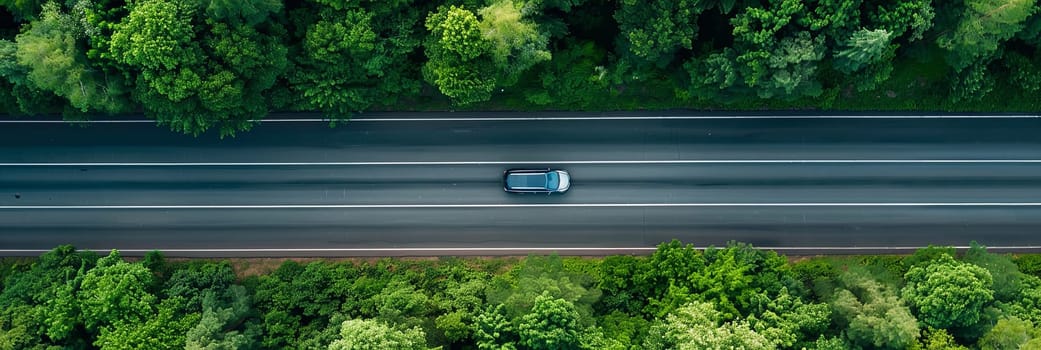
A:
[546,172,559,190]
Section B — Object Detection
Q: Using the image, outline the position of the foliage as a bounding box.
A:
[901,253,995,330]
[486,254,600,324]
[1016,254,1041,277]
[14,1,132,114]
[184,285,257,349]
[327,318,428,350]
[478,0,551,86]
[423,5,496,105]
[937,0,1037,71]
[108,0,287,137]
[250,261,354,348]
[643,301,772,350]
[615,0,700,68]
[825,267,919,349]
[976,317,1040,350]
[3,243,1040,348]
[2,0,1041,128]
[916,328,968,350]
[517,292,583,350]
[288,0,421,119]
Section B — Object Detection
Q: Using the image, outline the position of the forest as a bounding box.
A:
[1,241,1040,349]
[1,0,1040,137]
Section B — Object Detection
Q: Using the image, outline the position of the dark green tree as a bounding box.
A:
[615,0,700,68]
[938,0,1037,71]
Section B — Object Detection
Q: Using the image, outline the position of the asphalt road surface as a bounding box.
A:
[2,112,1040,256]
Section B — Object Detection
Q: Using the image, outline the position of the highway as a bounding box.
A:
[1,112,1040,256]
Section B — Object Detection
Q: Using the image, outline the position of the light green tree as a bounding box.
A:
[902,253,994,329]
[643,301,773,350]
[834,29,894,73]
[77,251,157,334]
[14,1,132,114]
[327,318,427,350]
[917,328,969,350]
[478,0,550,86]
[977,317,1040,350]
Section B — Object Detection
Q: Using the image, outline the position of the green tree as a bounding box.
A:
[327,318,428,350]
[184,286,257,349]
[828,28,895,74]
[486,254,601,324]
[870,0,934,41]
[916,328,969,350]
[643,301,772,350]
[77,251,156,334]
[93,297,200,350]
[164,261,238,313]
[0,245,97,347]
[938,0,1037,71]
[427,259,491,343]
[826,269,919,349]
[0,0,44,21]
[252,261,355,348]
[473,303,519,349]
[1001,275,1041,325]
[201,0,282,25]
[14,1,132,114]
[947,61,995,103]
[901,253,994,329]
[746,287,831,349]
[109,0,287,137]
[615,0,700,68]
[478,0,551,86]
[423,5,496,105]
[517,293,583,350]
[685,0,825,102]
[977,317,1039,350]
[523,40,612,108]
[289,0,421,118]
[373,278,433,330]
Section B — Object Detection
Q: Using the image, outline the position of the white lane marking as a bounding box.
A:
[3,159,1041,166]
[3,203,1041,209]
[1,115,1039,123]
[0,246,1038,254]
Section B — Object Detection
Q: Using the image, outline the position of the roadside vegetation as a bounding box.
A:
[1,0,1040,136]
[1,241,1040,349]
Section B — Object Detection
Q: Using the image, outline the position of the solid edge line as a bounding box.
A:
[4,203,1041,209]
[2,115,1041,123]
[4,159,1041,166]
